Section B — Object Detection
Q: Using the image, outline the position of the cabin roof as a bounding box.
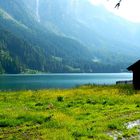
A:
[127,60,140,71]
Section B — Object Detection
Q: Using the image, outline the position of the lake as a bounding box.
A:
[0,73,132,90]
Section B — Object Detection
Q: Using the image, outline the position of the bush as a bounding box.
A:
[0,119,22,127]
[108,123,118,130]
[72,131,84,137]
[57,96,64,102]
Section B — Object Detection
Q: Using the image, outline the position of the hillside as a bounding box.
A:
[36,0,140,63]
[0,27,48,73]
[0,0,140,73]
[0,1,93,73]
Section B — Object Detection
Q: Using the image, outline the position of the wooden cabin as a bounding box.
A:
[127,60,140,90]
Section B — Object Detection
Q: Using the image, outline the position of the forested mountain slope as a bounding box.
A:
[0,0,140,73]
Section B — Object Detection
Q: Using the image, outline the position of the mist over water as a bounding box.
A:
[36,0,40,22]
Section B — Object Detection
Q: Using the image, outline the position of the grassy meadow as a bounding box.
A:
[0,84,140,140]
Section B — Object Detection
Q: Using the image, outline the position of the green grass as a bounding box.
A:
[0,84,140,140]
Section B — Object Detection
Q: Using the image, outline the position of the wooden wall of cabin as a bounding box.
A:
[133,70,140,90]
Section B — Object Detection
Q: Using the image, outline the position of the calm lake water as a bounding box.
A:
[0,73,132,90]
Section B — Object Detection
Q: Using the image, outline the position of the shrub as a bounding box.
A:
[108,123,118,130]
[35,103,43,106]
[0,119,22,127]
[72,131,84,137]
[17,115,45,124]
[44,115,53,122]
[86,98,96,105]
[102,100,107,105]
[57,96,64,102]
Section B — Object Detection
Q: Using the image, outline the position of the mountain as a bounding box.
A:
[20,0,140,64]
[0,0,140,73]
[0,0,94,73]
[35,0,140,60]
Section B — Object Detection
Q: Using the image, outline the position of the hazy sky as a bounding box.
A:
[89,0,140,23]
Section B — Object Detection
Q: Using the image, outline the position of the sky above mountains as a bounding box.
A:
[89,0,140,23]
